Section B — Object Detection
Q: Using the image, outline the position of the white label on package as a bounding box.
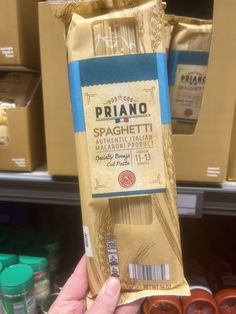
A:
[83,226,93,257]
[83,80,166,198]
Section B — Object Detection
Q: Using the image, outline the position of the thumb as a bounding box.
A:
[87,277,120,314]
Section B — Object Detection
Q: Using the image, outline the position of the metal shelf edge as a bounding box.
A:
[0,170,236,215]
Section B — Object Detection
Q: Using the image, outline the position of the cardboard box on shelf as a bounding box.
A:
[0,0,41,69]
[38,2,77,176]
[38,0,236,182]
[172,0,236,183]
[0,73,45,172]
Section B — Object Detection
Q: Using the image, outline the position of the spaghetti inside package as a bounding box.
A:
[66,0,189,304]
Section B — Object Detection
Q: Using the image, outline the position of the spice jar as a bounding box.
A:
[142,296,182,314]
[0,253,17,269]
[19,255,50,306]
[183,290,218,314]
[34,232,60,276]
[1,264,37,314]
[182,258,218,314]
[207,258,236,314]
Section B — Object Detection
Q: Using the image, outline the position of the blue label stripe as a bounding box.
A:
[156,53,171,124]
[168,51,209,86]
[69,53,172,131]
[168,50,179,88]
[68,62,85,132]
[92,188,166,198]
[79,54,158,86]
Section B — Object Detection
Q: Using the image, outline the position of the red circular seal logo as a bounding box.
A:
[184,108,193,117]
[118,170,136,188]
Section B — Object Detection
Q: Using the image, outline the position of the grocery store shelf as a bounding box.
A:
[0,167,236,215]
[177,183,236,216]
[0,165,79,206]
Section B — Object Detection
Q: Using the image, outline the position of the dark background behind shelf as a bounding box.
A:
[1,201,236,274]
[0,202,84,271]
[166,0,213,19]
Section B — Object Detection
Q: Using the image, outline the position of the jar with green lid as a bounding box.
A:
[19,255,50,306]
[0,253,17,269]
[34,232,60,275]
[1,264,37,314]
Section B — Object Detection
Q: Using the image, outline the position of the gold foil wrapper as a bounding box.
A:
[66,0,189,305]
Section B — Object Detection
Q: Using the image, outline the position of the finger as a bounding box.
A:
[115,298,145,314]
[87,277,120,314]
[57,255,88,302]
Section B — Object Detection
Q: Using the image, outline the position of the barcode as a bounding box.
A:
[128,263,170,281]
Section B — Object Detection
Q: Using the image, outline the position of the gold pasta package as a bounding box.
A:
[168,17,212,135]
[65,0,189,304]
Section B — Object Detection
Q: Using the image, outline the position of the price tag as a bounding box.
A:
[177,190,204,217]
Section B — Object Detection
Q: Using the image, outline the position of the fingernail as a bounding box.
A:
[103,277,120,296]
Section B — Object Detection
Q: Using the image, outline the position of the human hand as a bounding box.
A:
[49,255,143,314]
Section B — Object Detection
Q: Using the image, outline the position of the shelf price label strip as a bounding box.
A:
[177,189,204,217]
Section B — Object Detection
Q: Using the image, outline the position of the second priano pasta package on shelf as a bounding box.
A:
[57,0,190,305]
